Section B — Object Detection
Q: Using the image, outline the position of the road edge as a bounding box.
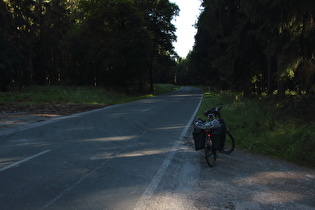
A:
[134,88,203,210]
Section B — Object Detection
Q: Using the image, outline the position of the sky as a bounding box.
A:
[170,0,202,58]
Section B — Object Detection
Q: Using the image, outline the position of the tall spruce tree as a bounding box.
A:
[186,0,315,96]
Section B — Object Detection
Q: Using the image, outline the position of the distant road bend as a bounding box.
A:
[0,87,203,209]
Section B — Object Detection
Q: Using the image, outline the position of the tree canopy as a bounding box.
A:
[0,0,179,92]
[180,0,315,96]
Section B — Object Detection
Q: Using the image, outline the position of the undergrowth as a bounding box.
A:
[0,84,179,106]
[197,89,315,167]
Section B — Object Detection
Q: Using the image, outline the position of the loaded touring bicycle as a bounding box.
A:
[193,104,235,167]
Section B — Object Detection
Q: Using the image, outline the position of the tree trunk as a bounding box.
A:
[267,56,272,94]
[138,68,144,93]
[0,66,9,92]
[149,55,154,92]
[243,78,252,97]
[276,56,285,98]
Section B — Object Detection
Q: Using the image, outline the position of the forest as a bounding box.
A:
[0,0,179,92]
[1,0,315,97]
[1,0,314,164]
[176,0,315,97]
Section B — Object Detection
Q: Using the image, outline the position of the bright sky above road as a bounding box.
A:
[171,0,202,58]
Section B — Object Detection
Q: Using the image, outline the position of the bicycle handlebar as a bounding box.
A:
[203,104,225,119]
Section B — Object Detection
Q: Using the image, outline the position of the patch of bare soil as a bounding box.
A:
[0,104,109,115]
[0,104,109,132]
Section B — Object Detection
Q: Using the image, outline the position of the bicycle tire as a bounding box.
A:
[205,139,216,167]
[221,130,235,154]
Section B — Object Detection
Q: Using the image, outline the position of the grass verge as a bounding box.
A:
[0,84,179,106]
[196,89,315,167]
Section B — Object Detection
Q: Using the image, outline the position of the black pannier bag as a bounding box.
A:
[193,128,206,150]
[192,119,206,150]
[211,129,225,150]
[212,119,226,151]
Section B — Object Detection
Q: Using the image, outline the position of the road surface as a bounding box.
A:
[1,86,314,209]
[0,87,202,209]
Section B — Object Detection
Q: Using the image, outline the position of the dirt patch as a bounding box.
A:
[0,104,109,115]
[0,104,109,132]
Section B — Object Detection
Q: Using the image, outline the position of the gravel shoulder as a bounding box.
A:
[193,148,315,209]
[140,131,315,209]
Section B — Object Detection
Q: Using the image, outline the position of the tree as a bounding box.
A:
[1,0,179,91]
[135,0,179,91]
[185,0,315,96]
[0,0,35,90]
[73,0,153,91]
[39,0,73,85]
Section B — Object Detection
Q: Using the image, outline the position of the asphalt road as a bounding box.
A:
[1,86,315,210]
[0,87,203,209]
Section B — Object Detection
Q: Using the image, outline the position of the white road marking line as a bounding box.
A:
[141,106,156,112]
[0,150,51,173]
[134,92,203,210]
[42,131,147,209]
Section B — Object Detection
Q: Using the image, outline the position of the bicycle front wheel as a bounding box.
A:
[205,141,217,167]
[221,130,235,154]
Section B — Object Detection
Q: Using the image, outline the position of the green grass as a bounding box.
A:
[153,84,179,95]
[0,84,179,106]
[197,89,315,167]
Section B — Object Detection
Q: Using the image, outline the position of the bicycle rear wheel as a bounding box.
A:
[221,130,235,154]
[205,140,217,167]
